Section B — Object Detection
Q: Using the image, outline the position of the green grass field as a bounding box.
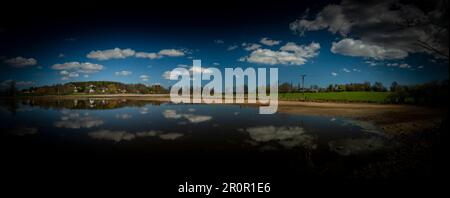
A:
[279,91,391,103]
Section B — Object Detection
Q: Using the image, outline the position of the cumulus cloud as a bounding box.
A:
[162,66,212,80]
[135,52,160,59]
[52,62,103,80]
[139,75,149,81]
[158,49,185,57]
[162,70,180,80]
[386,63,399,67]
[4,56,37,67]
[136,49,185,59]
[331,38,408,60]
[342,68,351,73]
[290,0,449,59]
[331,72,338,76]
[87,48,186,60]
[242,43,262,51]
[52,62,103,73]
[159,133,184,140]
[115,70,132,76]
[241,42,320,65]
[399,63,411,69]
[260,37,281,46]
[365,61,379,66]
[227,45,238,51]
[386,62,412,69]
[1,80,37,88]
[87,48,135,60]
[214,39,224,44]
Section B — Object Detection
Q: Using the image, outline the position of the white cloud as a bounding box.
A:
[290,5,350,36]
[87,48,135,60]
[386,62,411,69]
[342,68,351,73]
[52,62,103,80]
[52,62,103,73]
[353,68,362,72]
[115,70,132,76]
[158,49,185,57]
[1,80,36,88]
[159,133,184,140]
[386,63,399,67]
[135,49,185,59]
[331,38,408,60]
[162,66,212,80]
[58,53,65,58]
[214,39,224,44]
[260,37,281,46]
[189,66,213,74]
[242,43,262,51]
[135,52,160,59]
[399,63,411,68]
[162,70,180,80]
[290,0,449,59]
[227,45,238,51]
[4,56,37,67]
[242,42,320,65]
[365,61,379,66]
[68,72,79,77]
[331,72,338,76]
[139,75,149,81]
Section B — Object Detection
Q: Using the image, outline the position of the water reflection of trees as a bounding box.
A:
[1,98,164,110]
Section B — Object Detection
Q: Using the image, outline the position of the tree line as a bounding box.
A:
[0,81,169,96]
[278,81,388,93]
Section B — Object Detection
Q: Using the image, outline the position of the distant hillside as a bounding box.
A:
[20,81,168,95]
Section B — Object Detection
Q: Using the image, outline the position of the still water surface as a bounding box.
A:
[1,98,398,177]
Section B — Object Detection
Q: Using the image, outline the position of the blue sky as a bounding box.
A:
[1,0,448,89]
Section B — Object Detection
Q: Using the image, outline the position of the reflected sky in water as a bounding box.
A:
[1,99,399,176]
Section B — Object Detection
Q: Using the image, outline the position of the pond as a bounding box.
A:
[1,98,399,178]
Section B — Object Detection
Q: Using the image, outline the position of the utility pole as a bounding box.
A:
[300,74,306,94]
